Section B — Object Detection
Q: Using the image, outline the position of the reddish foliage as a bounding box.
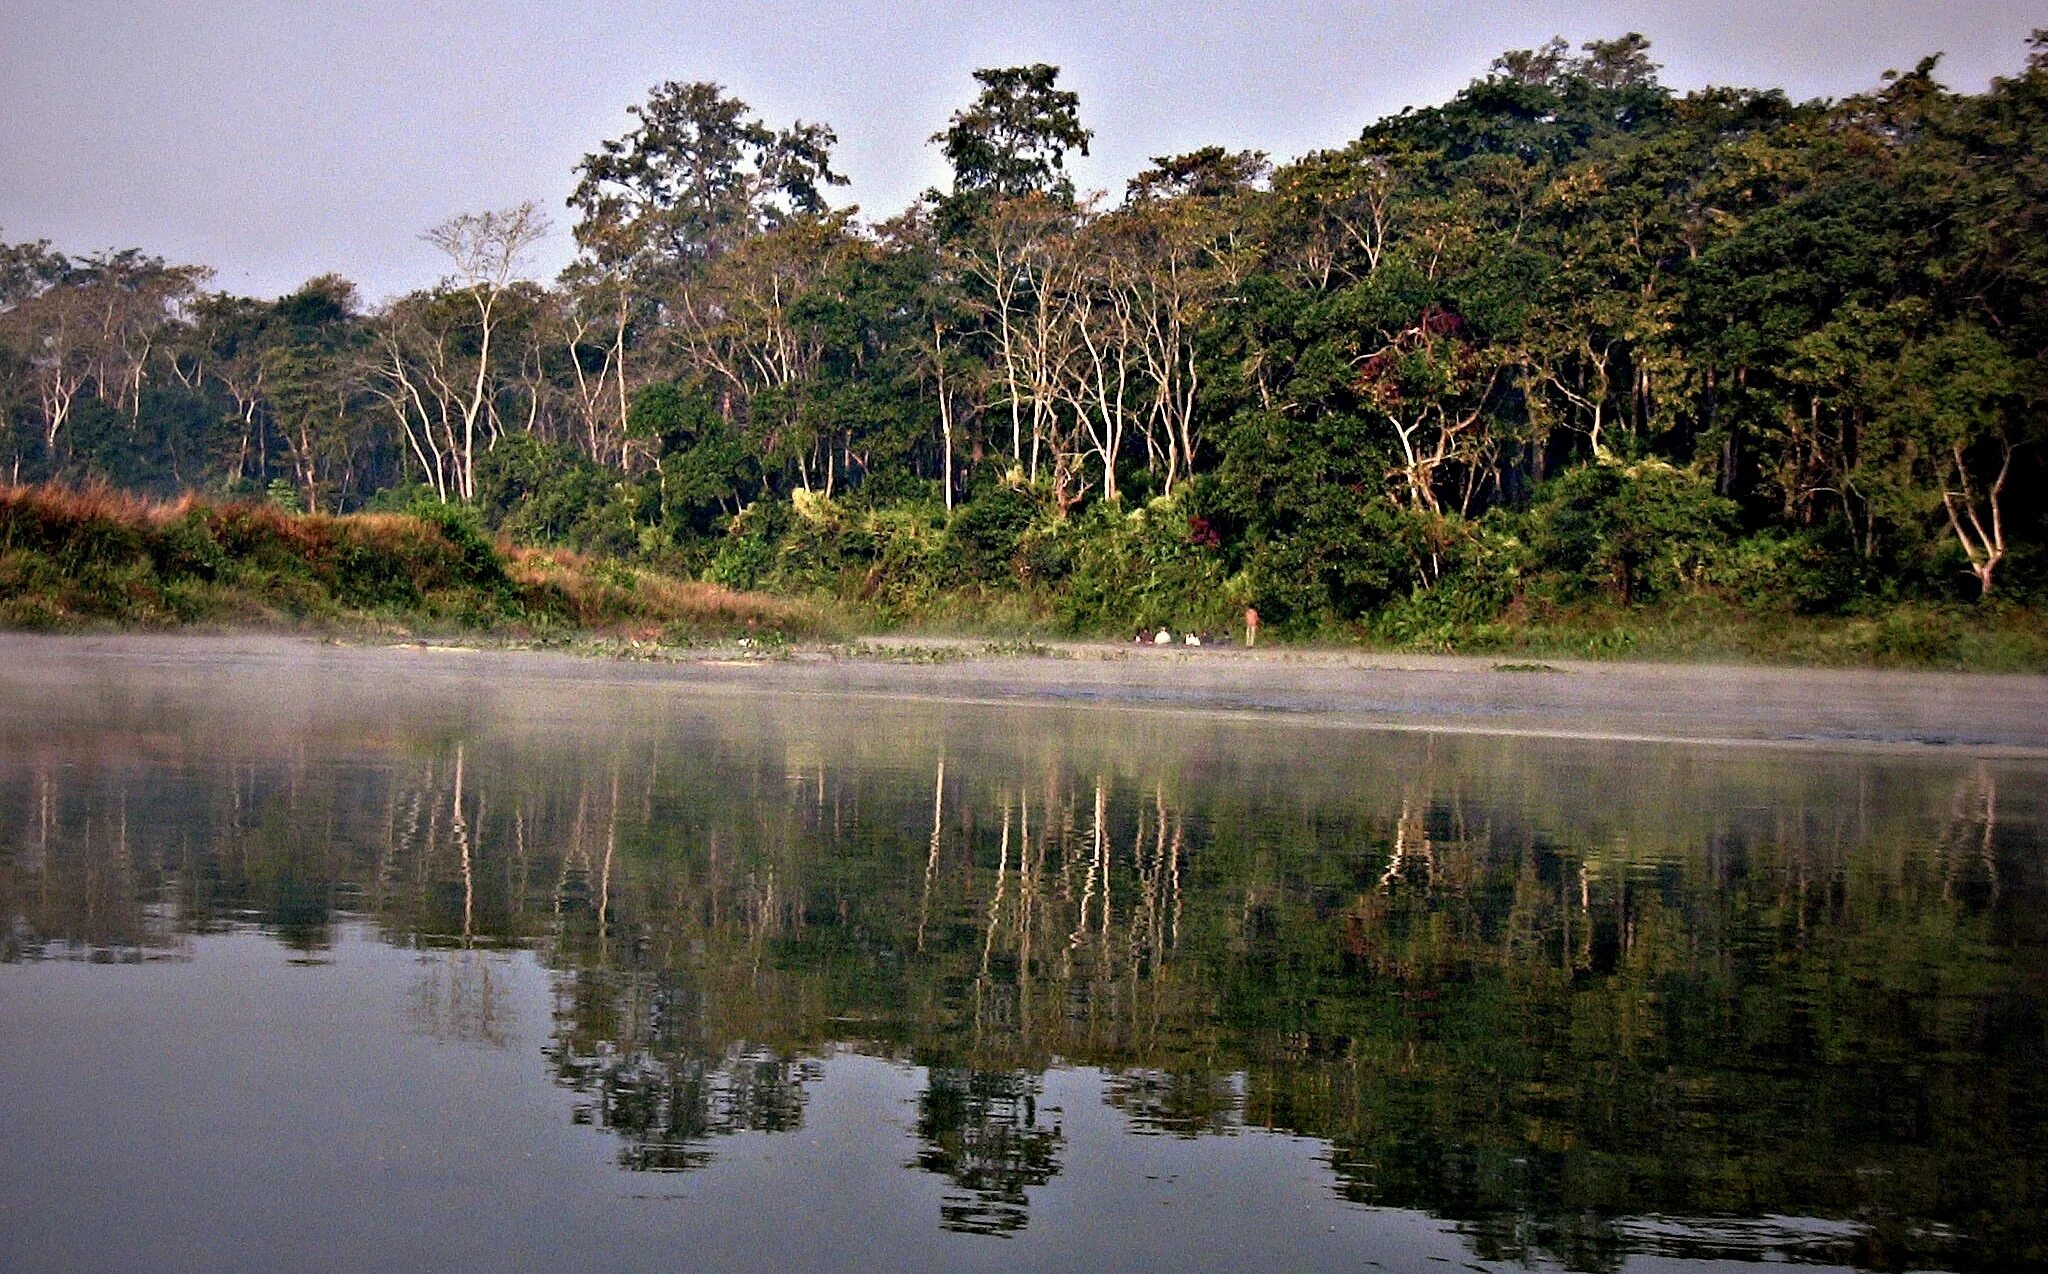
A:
[1417,304,1464,337]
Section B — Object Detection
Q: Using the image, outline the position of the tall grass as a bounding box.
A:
[506,545,823,638]
[0,482,824,639]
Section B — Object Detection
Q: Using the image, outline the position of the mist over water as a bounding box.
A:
[2,642,2044,1271]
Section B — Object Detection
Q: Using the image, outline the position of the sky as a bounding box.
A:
[4,1,2045,303]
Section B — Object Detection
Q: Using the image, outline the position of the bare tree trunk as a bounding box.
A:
[1943,441,2011,598]
[934,321,955,512]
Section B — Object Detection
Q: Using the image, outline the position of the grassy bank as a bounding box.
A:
[4,482,2043,672]
[848,593,2048,671]
[1355,594,2048,672]
[0,483,825,640]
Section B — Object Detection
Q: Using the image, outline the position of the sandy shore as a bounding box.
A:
[7,630,2048,756]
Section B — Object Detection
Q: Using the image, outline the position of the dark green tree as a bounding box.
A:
[934,64,1093,203]
[569,81,847,277]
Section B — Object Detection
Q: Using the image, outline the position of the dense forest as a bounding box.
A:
[4,33,2045,643]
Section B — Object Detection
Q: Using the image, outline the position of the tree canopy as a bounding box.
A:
[6,36,2047,637]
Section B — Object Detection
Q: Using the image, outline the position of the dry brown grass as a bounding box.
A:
[3,483,420,561]
[0,481,825,639]
[507,545,822,636]
[1,480,183,529]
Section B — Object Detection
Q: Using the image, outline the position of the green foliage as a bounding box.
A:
[403,499,514,593]
[946,484,1038,585]
[265,478,304,514]
[1213,408,1415,628]
[569,80,847,272]
[475,434,644,557]
[148,510,230,582]
[1366,517,1521,647]
[934,64,1092,203]
[1710,528,1869,614]
[1058,496,1233,633]
[6,34,2048,656]
[1521,464,1738,604]
[851,505,948,614]
[768,490,853,592]
[0,483,825,640]
[709,498,789,591]
[710,490,952,618]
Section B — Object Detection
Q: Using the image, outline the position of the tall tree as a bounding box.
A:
[261,276,367,512]
[416,201,550,500]
[568,81,845,280]
[0,245,206,455]
[934,64,1092,203]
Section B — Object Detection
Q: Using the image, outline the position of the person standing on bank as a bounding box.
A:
[1245,606,1260,648]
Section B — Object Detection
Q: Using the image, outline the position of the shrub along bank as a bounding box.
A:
[608,461,2046,670]
[4,476,2043,671]
[0,482,819,639]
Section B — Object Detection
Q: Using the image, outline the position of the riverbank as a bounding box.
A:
[0,482,823,638]
[7,482,2046,674]
[9,631,2048,756]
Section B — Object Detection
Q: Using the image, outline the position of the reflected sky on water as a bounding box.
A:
[2,645,2044,1272]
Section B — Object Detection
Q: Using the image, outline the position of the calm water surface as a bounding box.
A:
[2,643,2045,1272]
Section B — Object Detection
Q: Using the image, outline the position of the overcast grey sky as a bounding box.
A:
[4,1,2044,301]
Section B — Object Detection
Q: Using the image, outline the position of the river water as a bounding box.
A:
[2,638,2044,1272]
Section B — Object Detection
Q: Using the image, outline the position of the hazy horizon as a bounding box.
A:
[5,0,2046,303]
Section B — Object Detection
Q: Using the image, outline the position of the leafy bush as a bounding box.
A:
[855,505,947,614]
[710,498,791,591]
[1059,495,1234,634]
[769,490,853,592]
[0,481,824,638]
[946,484,1039,586]
[404,500,514,594]
[1234,498,1445,632]
[475,434,649,558]
[1521,462,1737,604]
[1711,527,1869,614]
[265,479,304,514]
[1368,515,1520,646]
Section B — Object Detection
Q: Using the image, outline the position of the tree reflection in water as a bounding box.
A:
[1,692,2043,1270]
[915,1068,1062,1234]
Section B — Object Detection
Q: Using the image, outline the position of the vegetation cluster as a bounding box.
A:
[4,33,2047,660]
[0,482,815,638]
